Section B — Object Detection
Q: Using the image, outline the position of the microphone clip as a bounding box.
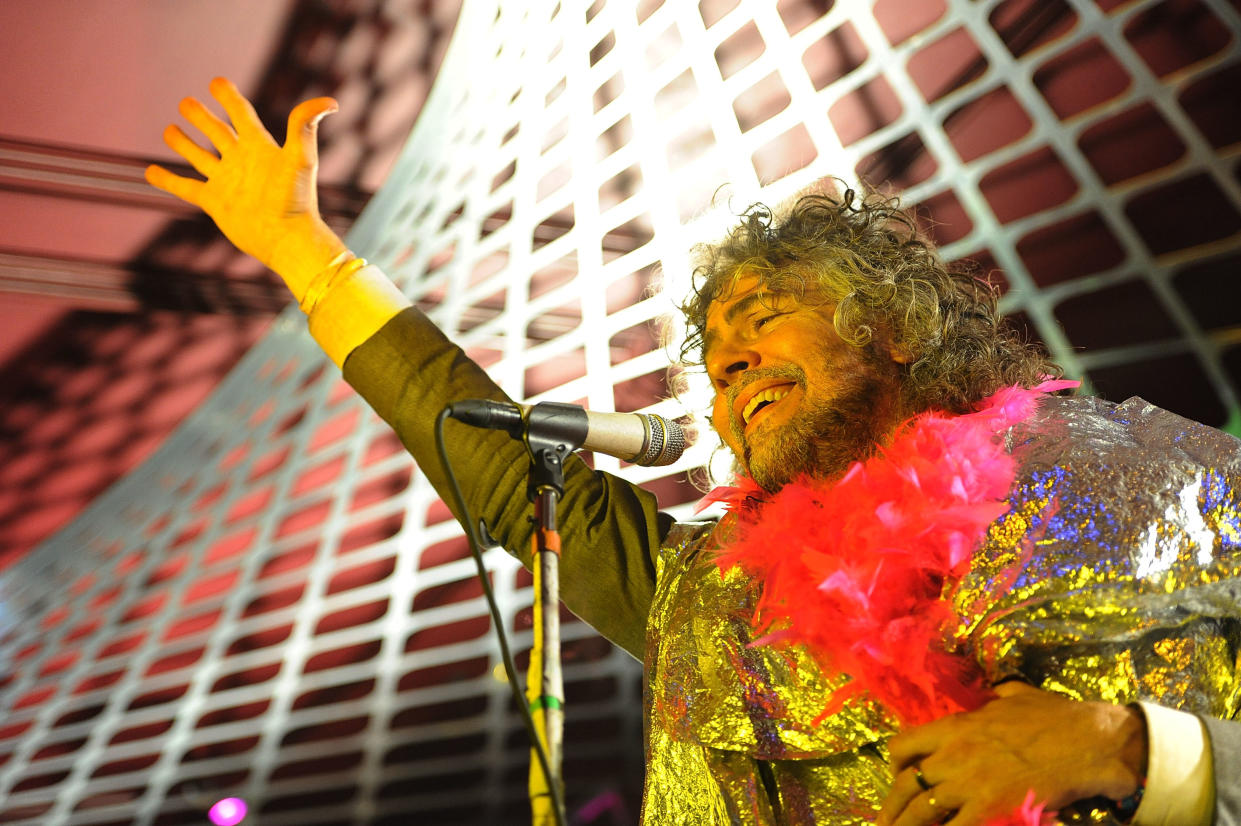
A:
[448,400,589,501]
[522,402,590,501]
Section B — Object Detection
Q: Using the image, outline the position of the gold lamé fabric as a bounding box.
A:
[640,396,1241,824]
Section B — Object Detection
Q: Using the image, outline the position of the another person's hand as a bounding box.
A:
[145,77,346,293]
[878,682,1147,826]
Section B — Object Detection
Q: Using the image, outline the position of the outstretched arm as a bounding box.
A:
[146,80,665,657]
[146,77,345,296]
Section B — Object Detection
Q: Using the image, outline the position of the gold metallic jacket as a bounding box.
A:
[640,396,1241,824]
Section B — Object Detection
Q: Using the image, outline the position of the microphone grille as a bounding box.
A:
[637,414,687,467]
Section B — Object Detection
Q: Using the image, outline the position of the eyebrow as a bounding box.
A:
[724,292,770,324]
[701,292,775,359]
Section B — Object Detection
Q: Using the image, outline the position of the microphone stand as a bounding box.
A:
[523,414,570,826]
[445,398,679,824]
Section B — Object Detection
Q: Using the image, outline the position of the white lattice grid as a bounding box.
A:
[1,0,1239,823]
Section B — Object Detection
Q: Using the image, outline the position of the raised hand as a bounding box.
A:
[145,77,347,296]
[877,682,1147,826]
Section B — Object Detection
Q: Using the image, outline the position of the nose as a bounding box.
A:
[706,340,761,389]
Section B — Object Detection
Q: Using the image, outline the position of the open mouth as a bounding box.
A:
[742,385,793,426]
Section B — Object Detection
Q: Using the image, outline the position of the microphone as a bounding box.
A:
[447,400,686,467]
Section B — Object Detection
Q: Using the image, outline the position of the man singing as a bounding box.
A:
[147,79,1240,825]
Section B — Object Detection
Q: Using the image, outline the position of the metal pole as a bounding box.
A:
[526,475,565,825]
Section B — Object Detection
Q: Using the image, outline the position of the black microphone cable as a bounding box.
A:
[433,408,567,826]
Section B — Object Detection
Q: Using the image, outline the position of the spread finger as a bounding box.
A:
[162,124,218,177]
[144,165,203,205]
[178,96,237,153]
[209,77,269,141]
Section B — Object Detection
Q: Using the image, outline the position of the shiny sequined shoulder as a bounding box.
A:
[960,395,1241,717]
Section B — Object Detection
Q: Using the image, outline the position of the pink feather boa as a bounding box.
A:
[705,380,1077,825]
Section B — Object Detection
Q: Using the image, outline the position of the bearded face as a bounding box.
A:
[704,275,908,491]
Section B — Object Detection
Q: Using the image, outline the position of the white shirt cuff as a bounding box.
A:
[305,263,411,368]
[1133,701,1214,826]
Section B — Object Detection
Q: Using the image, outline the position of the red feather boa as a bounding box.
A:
[706,381,1076,825]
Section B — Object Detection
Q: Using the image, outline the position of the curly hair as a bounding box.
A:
[680,183,1060,415]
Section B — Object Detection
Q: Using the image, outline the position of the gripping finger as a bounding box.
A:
[178,96,237,154]
[162,124,218,177]
[991,680,1035,699]
[893,789,960,826]
[145,164,204,205]
[888,714,960,773]
[209,77,271,141]
[879,766,930,826]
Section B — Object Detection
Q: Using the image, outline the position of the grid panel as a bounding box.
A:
[1,0,1239,823]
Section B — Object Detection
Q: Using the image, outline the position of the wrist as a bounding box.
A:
[1114,703,1149,789]
[1067,703,1147,823]
[1091,701,1147,802]
[268,218,348,299]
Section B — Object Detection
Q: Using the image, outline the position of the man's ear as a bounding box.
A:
[876,329,914,364]
[887,342,914,364]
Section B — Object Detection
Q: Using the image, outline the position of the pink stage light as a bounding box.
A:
[207,797,247,826]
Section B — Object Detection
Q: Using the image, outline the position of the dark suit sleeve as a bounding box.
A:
[1201,715,1241,826]
[340,306,672,659]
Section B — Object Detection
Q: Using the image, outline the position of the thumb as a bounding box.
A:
[286,97,338,161]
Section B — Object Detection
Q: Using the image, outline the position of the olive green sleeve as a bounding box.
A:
[341,306,671,659]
